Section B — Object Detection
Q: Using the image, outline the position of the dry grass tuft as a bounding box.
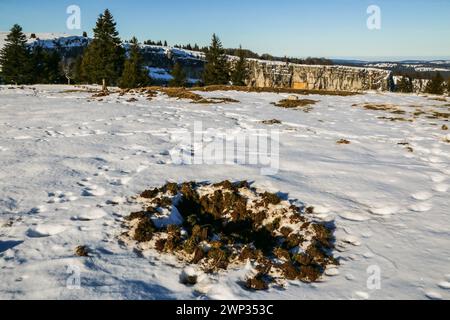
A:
[336,139,351,145]
[273,99,317,112]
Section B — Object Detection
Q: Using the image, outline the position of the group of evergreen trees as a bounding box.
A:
[425,72,446,95]
[395,72,450,95]
[0,10,250,89]
[202,34,248,86]
[396,76,414,93]
[0,24,64,85]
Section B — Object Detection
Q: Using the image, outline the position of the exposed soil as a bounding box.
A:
[123,181,337,290]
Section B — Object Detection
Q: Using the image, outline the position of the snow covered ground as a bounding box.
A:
[0,85,449,300]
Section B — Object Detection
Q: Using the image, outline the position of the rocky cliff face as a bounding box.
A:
[246,60,393,91]
[1,34,395,91]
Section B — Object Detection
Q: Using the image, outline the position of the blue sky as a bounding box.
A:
[1,0,449,60]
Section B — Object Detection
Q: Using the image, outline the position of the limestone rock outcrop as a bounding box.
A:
[246,60,392,91]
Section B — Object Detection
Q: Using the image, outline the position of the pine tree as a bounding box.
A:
[0,24,32,84]
[231,46,248,86]
[169,62,187,87]
[425,72,445,95]
[118,37,150,89]
[81,9,125,91]
[396,76,413,93]
[202,34,230,86]
[164,40,168,47]
[72,55,84,84]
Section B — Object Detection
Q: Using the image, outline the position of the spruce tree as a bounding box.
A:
[231,46,248,86]
[425,72,445,95]
[169,62,187,87]
[0,24,32,85]
[81,9,125,91]
[202,34,230,86]
[396,76,413,93]
[118,37,150,89]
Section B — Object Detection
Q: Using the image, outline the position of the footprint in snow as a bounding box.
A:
[339,212,370,222]
[411,191,433,201]
[425,291,443,300]
[82,185,106,197]
[429,174,446,183]
[72,208,107,221]
[408,202,433,213]
[369,206,399,216]
[26,224,67,238]
[433,184,449,193]
[438,282,450,290]
[110,177,132,186]
[353,291,370,300]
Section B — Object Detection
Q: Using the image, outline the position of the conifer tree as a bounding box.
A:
[231,46,248,86]
[81,9,125,91]
[118,37,150,89]
[0,24,32,84]
[396,76,413,93]
[425,72,445,95]
[202,34,230,86]
[169,62,187,87]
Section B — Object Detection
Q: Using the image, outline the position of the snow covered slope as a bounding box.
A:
[0,85,449,300]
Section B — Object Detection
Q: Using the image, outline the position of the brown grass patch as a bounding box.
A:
[261,119,282,125]
[428,97,447,102]
[273,99,317,112]
[191,85,359,96]
[75,245,90,257]
[123,181,338,290]
[377,116,414,122]
[336,139,351,145]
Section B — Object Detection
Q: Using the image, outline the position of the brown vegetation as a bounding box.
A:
[124,181,338,290]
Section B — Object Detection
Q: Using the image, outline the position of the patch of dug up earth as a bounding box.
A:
[122,181,338,290]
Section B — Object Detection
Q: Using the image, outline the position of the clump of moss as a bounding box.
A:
[124,181,337,290]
